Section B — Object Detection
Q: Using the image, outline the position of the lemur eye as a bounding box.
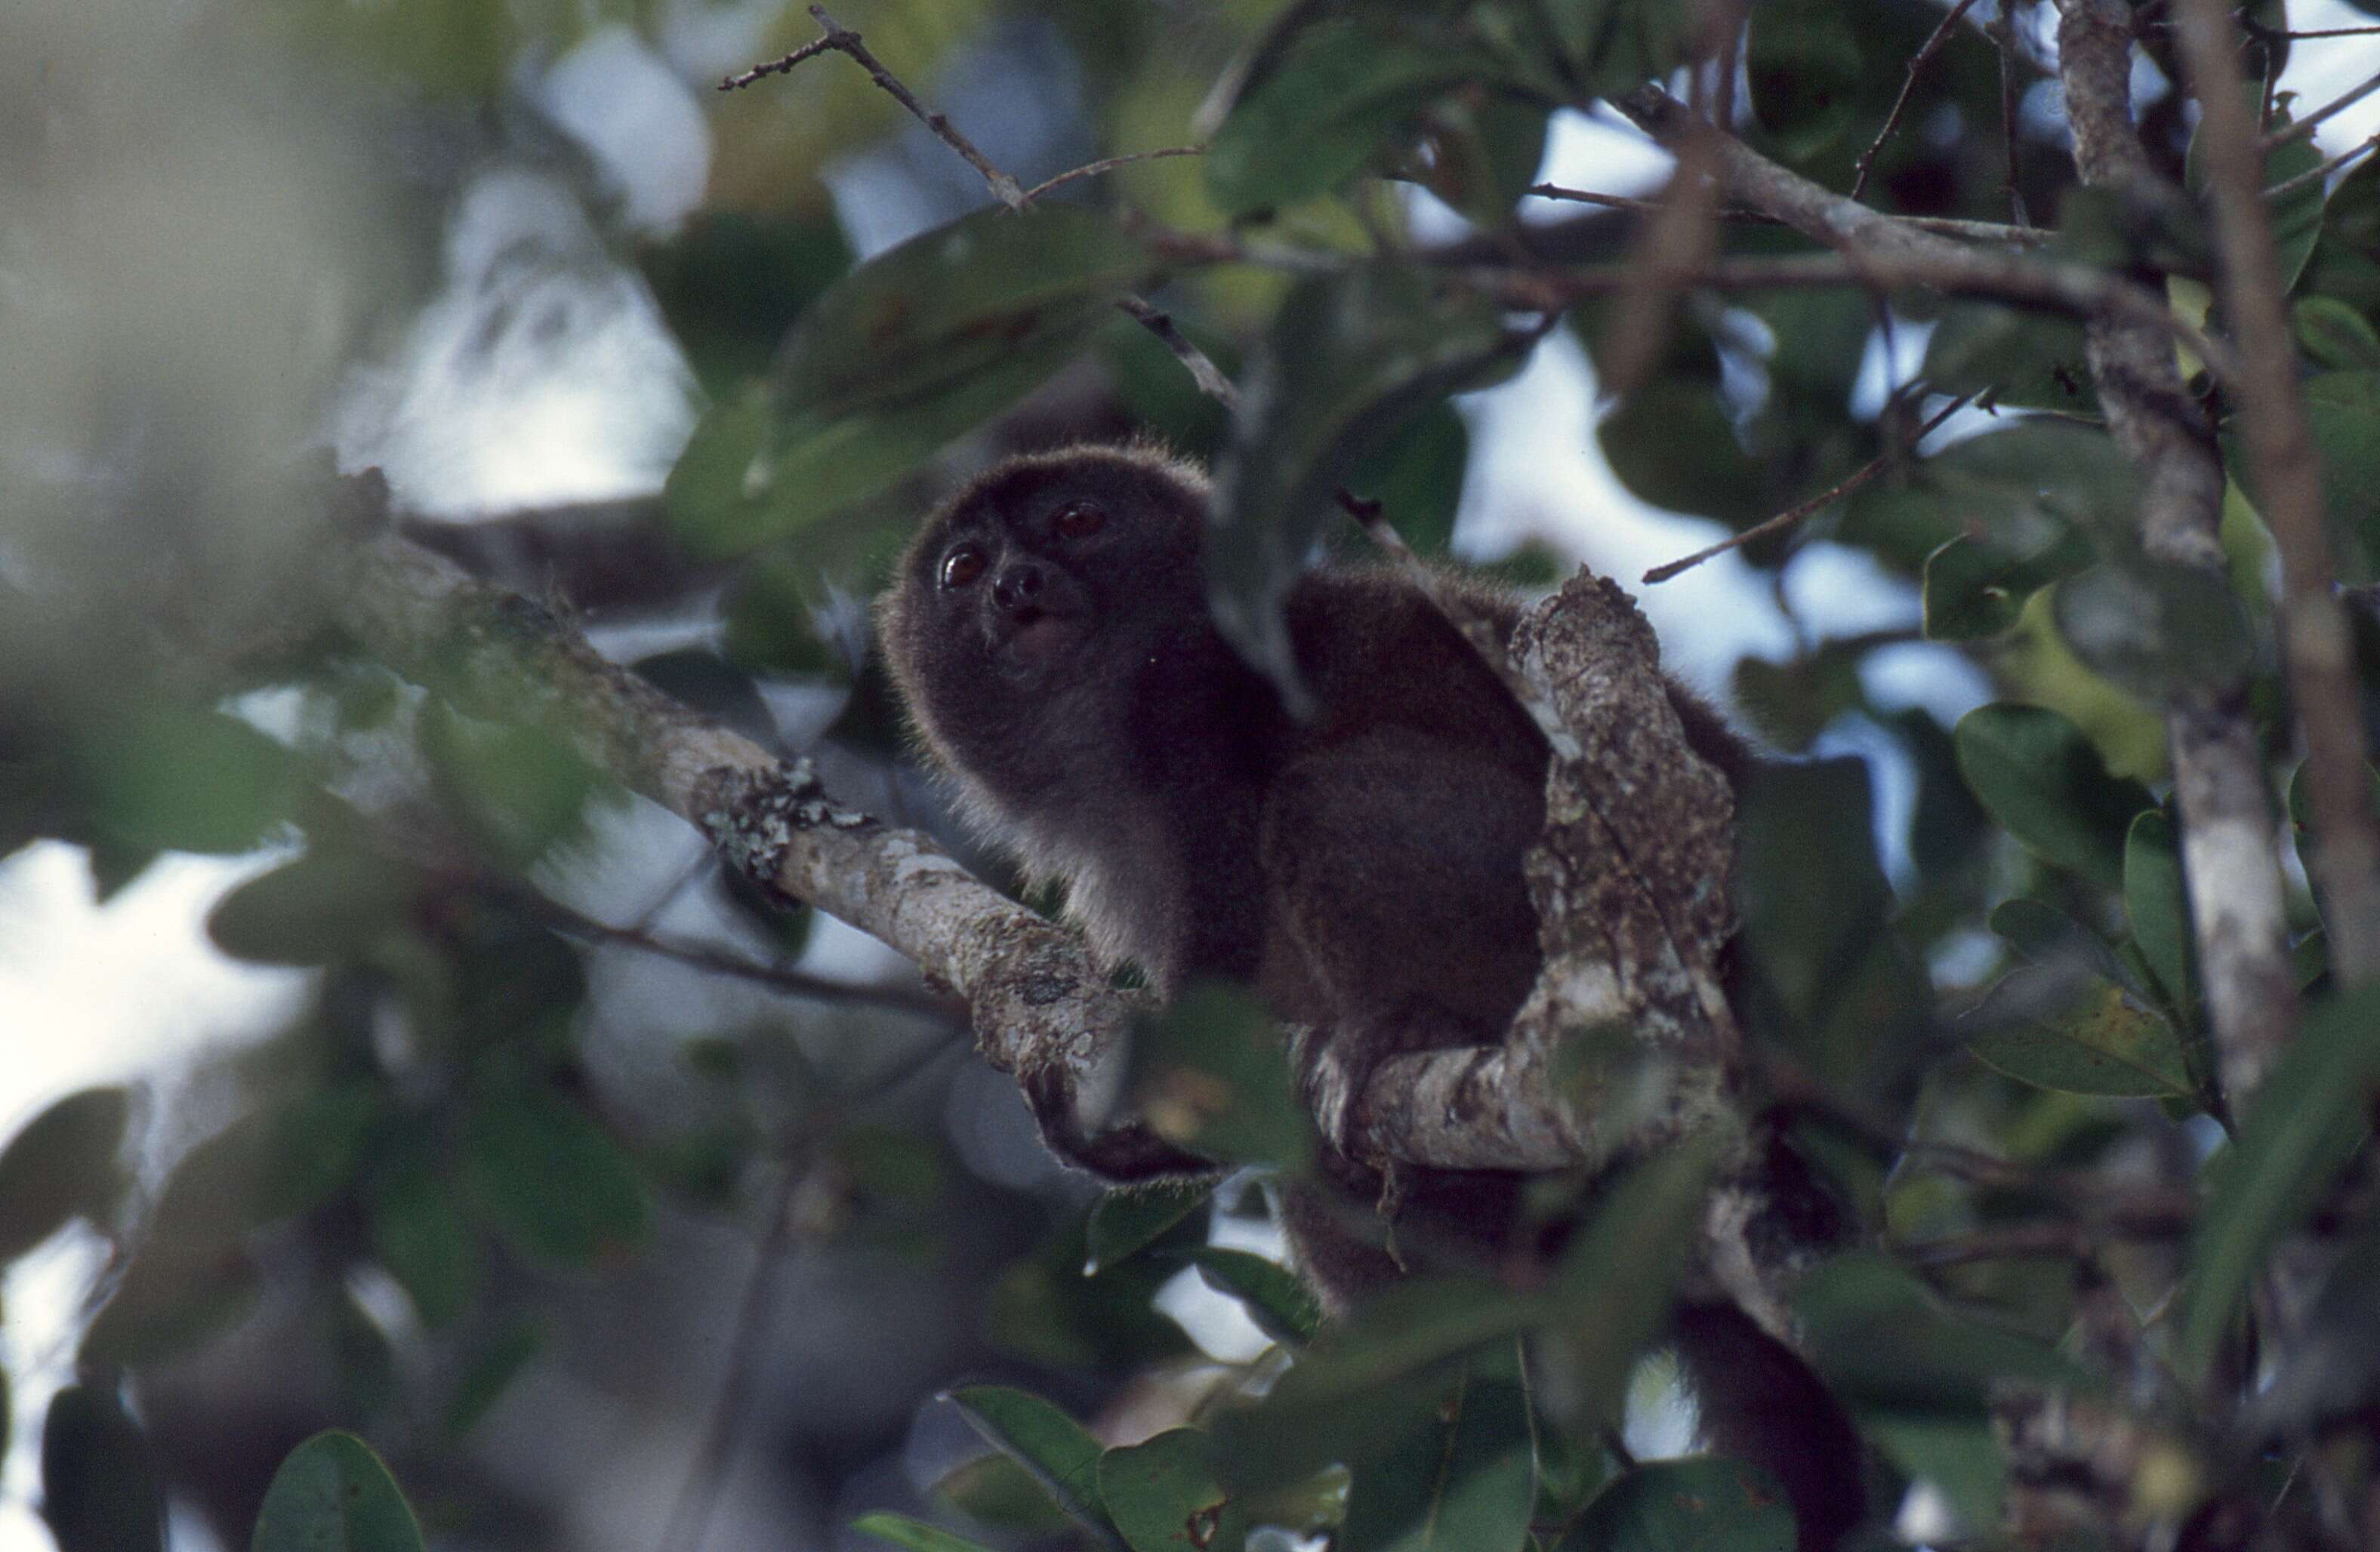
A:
[941,544,987,588]
[1053,500,1107,538]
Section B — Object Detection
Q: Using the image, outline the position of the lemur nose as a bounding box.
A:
[991,563,1045,614]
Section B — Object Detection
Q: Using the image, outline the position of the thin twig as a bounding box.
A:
[720,6,1025,209]
[1528,183,2053,244]
[1114,297,1239,409]
[1643,392,1975,583]
[2259,23,2380,38]
[2263,131,2380,203]
[1985,4,2033,226]
[2263,66,2380,152]
[1019,146,1204,204]
[1851,0,1986,202]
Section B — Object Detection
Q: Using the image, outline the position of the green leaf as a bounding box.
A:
[639,211,852,397]
[1556,1458,1795,1552]
[251,1431,424,1552]
[150,1082,382,1244]
[947,1386,1117,1543]
[79,1243,261,1368]
[442,1321,544,1440]
[1545,1139,1720,1427]
[1130,981,1315,1171]
[0,1086,130,1264]
[850,1513,1002,1552]
[1206,19,1499,216]
[2050,559,2254,703]
[423,706,609,867]
[1343,1360,1534,1552]
[1084,1178,1215,1275]
[2186,91,2326,292]
[208,849,418,965]
[1922,305,2098,416]
[1953,703,2154,889]
[41,1386,164,1552]
[1747,0,1864,161]
[2300,372,2380,576]
[79,704,301,856]
[1097,1428,1247,1552]
[1963,974,2195,1098]
[1208,266,1519,691]
[371,1156,480,1329]
[2294,295,2380,372]
[1796,1252,2082,1415]
[1542,0,1696,97]
[676,205,1155,553]
[1599,374,1768,527]
[460,1089,650,1270]
[2125,808,2194,1012]
[2180,985,2380,1383]
[1346,404,1470,557]
[1188,1246,1323,1346]
[1921,528,2096,641]
[1415,94,1550,228]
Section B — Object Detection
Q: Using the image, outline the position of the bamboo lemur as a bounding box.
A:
[879,442,1864,1547]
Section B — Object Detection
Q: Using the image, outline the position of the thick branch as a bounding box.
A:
[2055,0,2298,1109]
[2168,0,2380,1009]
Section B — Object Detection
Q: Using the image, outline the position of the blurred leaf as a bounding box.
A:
[461,1089,650,1270]
[720,555,849,680]
[2294,295,2380,372]
[851,1513,1001,1552]
[639,212,852,396]
[371,1156,480,1329]
[80,1245,260,1368]
[1730,647,1864,754]
[208,849,418,966]
[1415,94,1550,228]
[79,704,300,856]
[630,649,776,747]
[1208,267,1519,689]
[1216,1275,1537,1492]
[1797,1252,2081,1414]
[2125,808,2194,1013]
[1541,0,1695,97]
[41,1386,163,1552]
[442,1321,544,1440]
[947,1386,1116,1542]
[1954,703,2153,888]
[251,1430,424,1552]
[1098,1428,1246,1552]
[1963,973,2194,1098]
[1188,1246,1322,1346]
[2181,985,2380,1384]
[0,1086,129,1264]
[1084,1178,1216,1274]
[1747,0,1864,161]
[1922,528,2096,641]
[1205,18,1500,216]
[677,206,1157,553]
[1555,1458,1795,1552]
[1342,1359,1533,1552]
[2297,372,2380,577]
[1989,897,2144,996]
[329,1288,397,1421]
[152,1082,382,1243]
[424,704,609,867]
[1599,374,1768,527]
[2287,758,2380,904]
[1346,403,1470,557]
[931,1454,1075,1536]
[2186,91,2326,291]
[1923,306,2098,417]
[2050,559,2253,702]
[1130,981,1315,1171]
[1545,1139,1719,1427]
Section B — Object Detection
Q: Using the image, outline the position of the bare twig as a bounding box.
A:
[1114,296,1239,410]
[2264,131,2380,203]
[2258,23,2380,38]
[1984,2,2033,226]
[722,6,1025,209]
[1643,392,1975,584]
[1528,183,2053,244]
[2264,66,2380,152]
[1019,145,1203,204]
[2055,0,2299,1122]
[1851,0,1985,202]
[1609,86,2244,385]
[2171,0,2380,1019]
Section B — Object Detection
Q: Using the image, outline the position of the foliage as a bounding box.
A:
[6,0,2380,1550]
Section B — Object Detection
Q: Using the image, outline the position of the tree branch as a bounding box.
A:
[2168,0,2380,1015]
[2054,0,2300,1112]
